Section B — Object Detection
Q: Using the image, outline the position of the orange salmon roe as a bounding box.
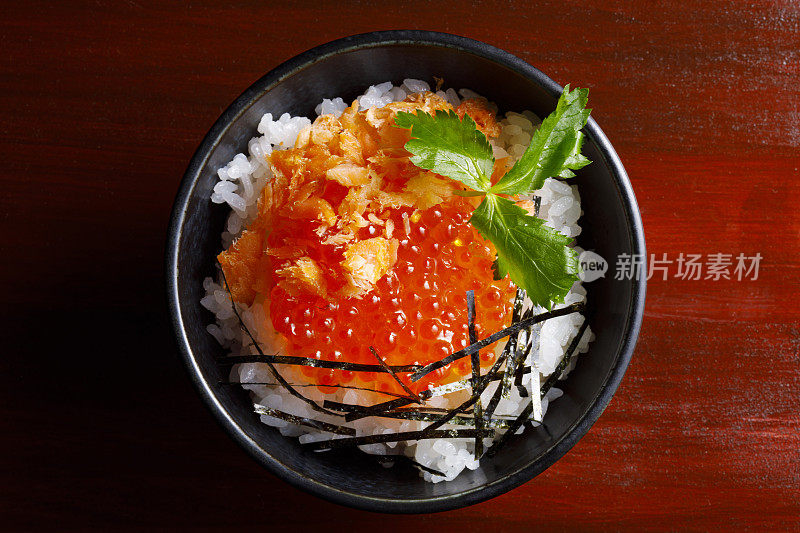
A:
[219,91,517,395]
[269,195,516,395]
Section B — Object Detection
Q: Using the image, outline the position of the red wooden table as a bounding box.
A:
[3,2,798,530]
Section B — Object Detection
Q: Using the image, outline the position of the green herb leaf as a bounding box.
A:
[491,85,591,195]
[393,87,591,308]
[470,194,579,308]
[395,110,494,192]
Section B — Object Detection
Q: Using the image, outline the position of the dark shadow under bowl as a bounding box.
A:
[166,30,646,513]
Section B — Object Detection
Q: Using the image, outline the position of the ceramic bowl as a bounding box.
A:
[166,30,646,513]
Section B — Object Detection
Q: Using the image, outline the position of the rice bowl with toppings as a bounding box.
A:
[200,78,595,482]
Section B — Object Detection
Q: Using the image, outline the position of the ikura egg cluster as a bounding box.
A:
[218,91,517,395]
[269,196,516,395]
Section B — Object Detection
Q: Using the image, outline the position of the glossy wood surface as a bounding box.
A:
[2,1,798,530]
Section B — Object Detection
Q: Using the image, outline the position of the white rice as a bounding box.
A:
[201,80,594,482]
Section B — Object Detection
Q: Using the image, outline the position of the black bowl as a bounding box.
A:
[166,30,646,513]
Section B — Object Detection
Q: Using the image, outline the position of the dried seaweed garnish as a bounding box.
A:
[369,346,420,401]
[512,303,543,398]
[410,302,585,382]
[513,330,537,397]
[412,346,512,439]
[254,405,356,436]
[466,290,479,352]
[393,406,474,415]
[487,317,590,457]
[343,408,515,430]
[219,381,412,400]
[482,380,504,424]
[425,366,532,397]
[220,270,341,418]
[408,458,446,477]
[482,289,526,423]
[466,290,484,457]
[333,405,476,416]
[304,429,495,451]
[485,402,533,457]
[323,394,431,422]
[325,351,507,435]
[324,401,444,415]
[218,354,421,374]
[371,454,446,477]
[425,376,477,397]
[499,288,527,398]
[339,396,420,421]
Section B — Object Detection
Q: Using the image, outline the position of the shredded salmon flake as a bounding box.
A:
[326,163,371,187]
[340,237,399,298]
[456,97,501,138]
[403,172,455,210]
[217,229,267,305]
[275,256,328,298]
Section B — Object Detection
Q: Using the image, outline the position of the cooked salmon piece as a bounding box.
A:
[217,229,266,305]
[456,97,501,138]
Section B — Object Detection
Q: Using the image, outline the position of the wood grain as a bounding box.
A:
[2,1,798,530]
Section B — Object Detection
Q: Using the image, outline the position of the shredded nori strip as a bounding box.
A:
[513,337,536,398]
[304,429,495,451]
[485,403,533,457]
[466,290,479,358]
[254,405,356,436]
[425,366,531,397]
[412,462,446,477]
[393,406,474,415]
[512,304,543,398]
[323,401,446,415]
[342,408,514,430]
[369,346,420,401]
[323,395,429,422]
[511,334,530,400]
[220,271,341,418]
[329,405,476,416]
[408,459,446,477]
[323,398,406,415]
[323,391,430,422]
[483,289,527,423]
[487,317,591,457]
[409,303,585,382]
[499,288,527,398]
[371,455,446,477]
[482,378,505,424]
[219,381,412,399]
[324,348,510,436]
[411,346,512,438]
[218,354,421,373]
[466,290,484,457]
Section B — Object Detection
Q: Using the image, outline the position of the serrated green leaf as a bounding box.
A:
[394,110,494,192]
[394,91,590,308]
[470,194,579,308]
[491,85,591,195]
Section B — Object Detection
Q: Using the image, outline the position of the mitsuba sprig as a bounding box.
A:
[394,85,592,308]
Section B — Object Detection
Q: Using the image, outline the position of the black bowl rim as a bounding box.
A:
[166,29,647,514]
